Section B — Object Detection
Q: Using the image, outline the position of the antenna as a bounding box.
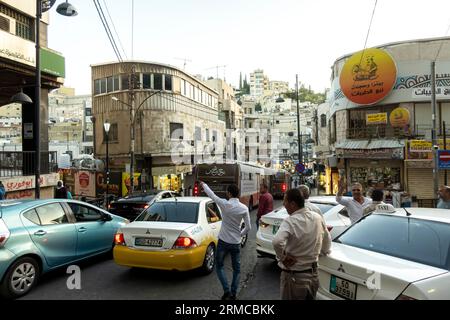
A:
[205,65,227,80]
[174,57,192,70]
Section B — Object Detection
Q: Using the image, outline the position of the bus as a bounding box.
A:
[194,162,275,210]
[269,170,291,199]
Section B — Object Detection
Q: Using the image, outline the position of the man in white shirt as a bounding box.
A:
[200,181,251,300]
[272,188,331,300]
[336,178,372,224]
[298,184,322,215]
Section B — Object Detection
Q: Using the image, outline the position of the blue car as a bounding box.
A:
[0,199,129,299]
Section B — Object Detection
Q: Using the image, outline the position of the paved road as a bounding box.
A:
[20,200,284,300]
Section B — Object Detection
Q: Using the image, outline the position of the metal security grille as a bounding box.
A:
[0,3,34,41]
[0,15,10,32]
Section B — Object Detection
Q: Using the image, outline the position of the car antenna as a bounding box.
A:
[403,207,412,217]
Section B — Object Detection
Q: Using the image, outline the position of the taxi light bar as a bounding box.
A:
[173,236,197,249]
[114,233,125,245]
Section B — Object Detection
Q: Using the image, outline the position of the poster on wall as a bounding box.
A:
[340,48,397,105]
[122,173,141,197]
[75,170,96,198]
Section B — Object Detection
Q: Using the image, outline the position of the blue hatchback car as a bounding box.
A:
[0,199,129,299]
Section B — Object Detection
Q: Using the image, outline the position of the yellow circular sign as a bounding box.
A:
[340,48,397,105]
[390,107,410,127]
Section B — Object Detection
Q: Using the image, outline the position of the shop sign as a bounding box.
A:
[340,48,397,105]
[407,140,445,160]
[412,87,450,99]
[96,172,122,197]
[3,173,59,192]
[390,107,410,128]
[75,170,96,198]
[366,113,387,125]
[409,140,432,152]
[336,148,404,159]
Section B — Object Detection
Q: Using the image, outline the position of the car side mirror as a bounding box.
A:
[102,214,113,221]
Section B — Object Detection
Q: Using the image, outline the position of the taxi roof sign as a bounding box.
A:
[375,204,396,213]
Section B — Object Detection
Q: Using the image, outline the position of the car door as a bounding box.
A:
[66,202,114,258]
[205,201,222,241]
[22,203,77,267]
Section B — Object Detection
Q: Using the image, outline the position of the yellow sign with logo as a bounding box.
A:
[340,48,397,105]
[390,107,410,127]
[366,113,387,125]
[409,140,432,152]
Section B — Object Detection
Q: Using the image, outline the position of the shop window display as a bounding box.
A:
[350,167,401,192]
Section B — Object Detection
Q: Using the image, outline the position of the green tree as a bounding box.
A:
[283,85,326,104]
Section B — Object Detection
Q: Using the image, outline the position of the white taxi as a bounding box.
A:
[113,197,223,274]
[317,204,450,300]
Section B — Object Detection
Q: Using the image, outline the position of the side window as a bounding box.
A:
[339,208,349,218]
[23,209,41,225]
[68,203,103,222]
[36,203,68,225]
[162,192,172,199]
[206,202,222,223]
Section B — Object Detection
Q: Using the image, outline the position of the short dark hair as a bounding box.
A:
[227,184,240,198]
[371,189,384,202]
[285,188,305,209]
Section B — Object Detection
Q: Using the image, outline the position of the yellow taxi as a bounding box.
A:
[113,197,222,273]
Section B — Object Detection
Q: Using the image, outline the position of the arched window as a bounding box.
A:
[320,114,327,127]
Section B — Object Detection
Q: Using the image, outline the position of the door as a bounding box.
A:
[66,202,114,258]
[22,203,77,267]
[206,201,222,241]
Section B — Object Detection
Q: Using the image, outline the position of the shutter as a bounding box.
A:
[407,168,447,199]
[0,15,10,32]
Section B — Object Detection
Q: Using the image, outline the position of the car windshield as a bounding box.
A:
[336,214,450,270]
[312,203,335,213]
[135,202,199,223]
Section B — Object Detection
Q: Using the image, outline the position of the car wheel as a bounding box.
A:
[0,257,40,299]
[200,244,215,274]
[240,222,248,248]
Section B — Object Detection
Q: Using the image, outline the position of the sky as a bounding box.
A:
[48,0,450,95]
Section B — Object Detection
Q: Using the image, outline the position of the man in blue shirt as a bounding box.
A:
[0,181,6,200]
[437,185,450,209]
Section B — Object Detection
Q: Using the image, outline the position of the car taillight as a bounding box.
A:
[193,183,199,196]
[173,237,197,249]
[327,226,333,232]
[396,294,417,300]
[114,233,125,245]
[282,183,287,192]
[0,220,10,247]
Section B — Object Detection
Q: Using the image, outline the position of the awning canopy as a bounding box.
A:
[335,139,405,150]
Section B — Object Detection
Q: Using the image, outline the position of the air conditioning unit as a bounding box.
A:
[0,13,12,33]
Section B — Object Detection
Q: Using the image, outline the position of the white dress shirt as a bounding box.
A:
[202,183,251,245]
[305,200,322,215]
[336,194,372,224]
[272,208,331,271]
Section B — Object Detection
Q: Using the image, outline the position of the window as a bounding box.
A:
[320,114,327,127]
[104,123,118,142]
[205,128,210,142]
[35,204,68,225]
[212,130,217,142]
[121,75,129,90]
[114,76,120,91]
[107,77,113,93]
[68,203,103,222]
[23,209,41,225]
[206,202,222,223]
[143,73,151,89]
[94,80,101,95]
[135,202,199,223]
[154,74,163,90]
[170,122,183,140]
[85,108,92,116]
[181,79,186,96]
[165,75,172,91]
[100,78,107,94]
[195,126,202,141]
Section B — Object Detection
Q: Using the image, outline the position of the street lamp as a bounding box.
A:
[104,120,111,210]
[112,90,162,194]
[31,0,77,199]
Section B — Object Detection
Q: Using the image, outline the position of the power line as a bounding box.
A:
[102,0,128,60]
[92,0,123,62]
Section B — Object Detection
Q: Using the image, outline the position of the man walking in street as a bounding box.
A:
[0,181,6,200]
[256,182,273,229]
[200,181,251,300]
[336,177,371,224]
[437,185,450,209]
[55,180,68,199]
[298,184,322,215]
[272,188,331,300]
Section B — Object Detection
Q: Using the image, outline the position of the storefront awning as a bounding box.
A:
[151,165,193,176]
[335,139,405,150]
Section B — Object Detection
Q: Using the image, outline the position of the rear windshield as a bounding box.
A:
[336,214,450,270]
[135,202,199,223]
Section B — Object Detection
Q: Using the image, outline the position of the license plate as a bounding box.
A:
[272,225,280,234]
[135,237,163,247]
[330,275,357,300]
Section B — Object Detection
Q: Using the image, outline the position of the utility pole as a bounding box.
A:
[129,65,137,195]
[431,61,439,207]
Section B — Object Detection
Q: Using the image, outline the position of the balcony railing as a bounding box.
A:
[0,151,58,178]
